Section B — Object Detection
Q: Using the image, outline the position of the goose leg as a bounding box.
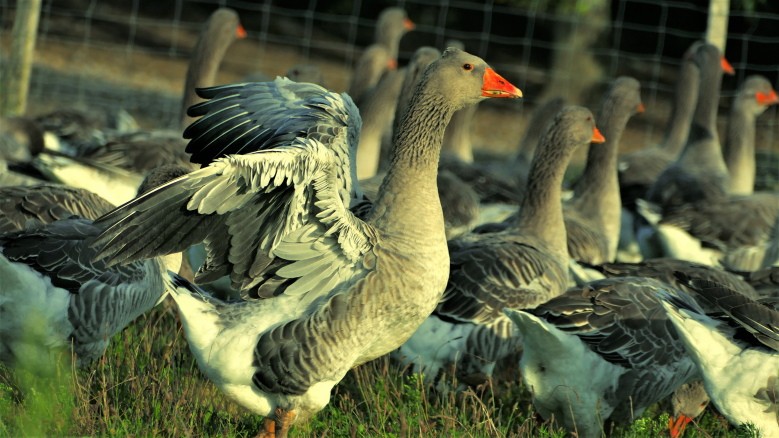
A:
[256,417,275,438]
[254,407,296,438]
[275,407,297,438]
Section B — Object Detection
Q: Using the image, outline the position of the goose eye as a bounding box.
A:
[463,63,473,71]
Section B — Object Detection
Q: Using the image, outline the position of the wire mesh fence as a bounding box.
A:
[1,0,778,177]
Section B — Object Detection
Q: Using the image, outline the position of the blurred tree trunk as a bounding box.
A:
[1,0,42,117]
[706,0,730,52]
[540,0,610,105]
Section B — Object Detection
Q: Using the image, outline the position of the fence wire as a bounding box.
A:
[1,0,778,184]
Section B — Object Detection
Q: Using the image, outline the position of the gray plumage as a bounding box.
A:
[0,183,114,234]
[397,106,593,387]
[0,218,169,367]
[505,276,700,438]
[663,273,779,434]
[617,41,702,208]
[90,49,522,432]
[565,76,643,264]
[647,42,730,212]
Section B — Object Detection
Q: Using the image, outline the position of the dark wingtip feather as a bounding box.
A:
[169,271,199,292]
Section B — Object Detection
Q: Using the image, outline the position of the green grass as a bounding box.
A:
[0,300,761,437]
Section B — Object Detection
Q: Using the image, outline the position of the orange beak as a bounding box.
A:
[591,126,606,143]
[636,102,646,113]
[668,414,693,438]
[403,17,415,31]
[481,68,522,98]
[387,58,398,70]
[756,89,779,106]
[236,24,248,39]
[720,56,735,75]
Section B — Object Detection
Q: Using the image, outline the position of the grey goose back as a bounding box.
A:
[503,276,700,438]
[589,258,761,300]
[0,218,181,370]
[0,166,194,370]
[395,106,602,389]
[662,273,779,436]
[0,183,114,234]
[90,48,522,435]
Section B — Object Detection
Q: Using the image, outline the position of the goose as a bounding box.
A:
[88,48,522,436]
[734,266,779,302]
[646,42,731,213]
[395,106,602,389]
[616,41,720,208]
[355,68,405,179]
[360,46,483,239]
[648,192,779,270]
[564,77,644,265]
[460,97,568,228]
[32,107,139,157]
[587,258,761,299]
[502,276,700,438]
[347,45,394,106]
[180,7,248,128]
[510,97,567,192]
[0,168,189,370]
[668,380,711,438]
[31,8,246,204]
[662,273,779,436]
[347,8,414,105]
[374,7,414,66]
[0,218,183,370]
[722,75,779,195]
[0,116,46,164]
[0,163,195,236]
[0,116,50,186]
[470,78,641,265]
[635,77,779,269]
[284,64,325,86]
[612,43,713,260]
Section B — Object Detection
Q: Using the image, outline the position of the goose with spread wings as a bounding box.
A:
[90,48,522,436]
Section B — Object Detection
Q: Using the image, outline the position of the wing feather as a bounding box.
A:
[437,233,568,324]
[92,77,369,301]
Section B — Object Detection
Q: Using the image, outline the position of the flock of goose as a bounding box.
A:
[1,5,779,438]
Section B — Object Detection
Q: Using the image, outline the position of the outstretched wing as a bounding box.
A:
[185,78,360,181]
[91,78,372,299]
